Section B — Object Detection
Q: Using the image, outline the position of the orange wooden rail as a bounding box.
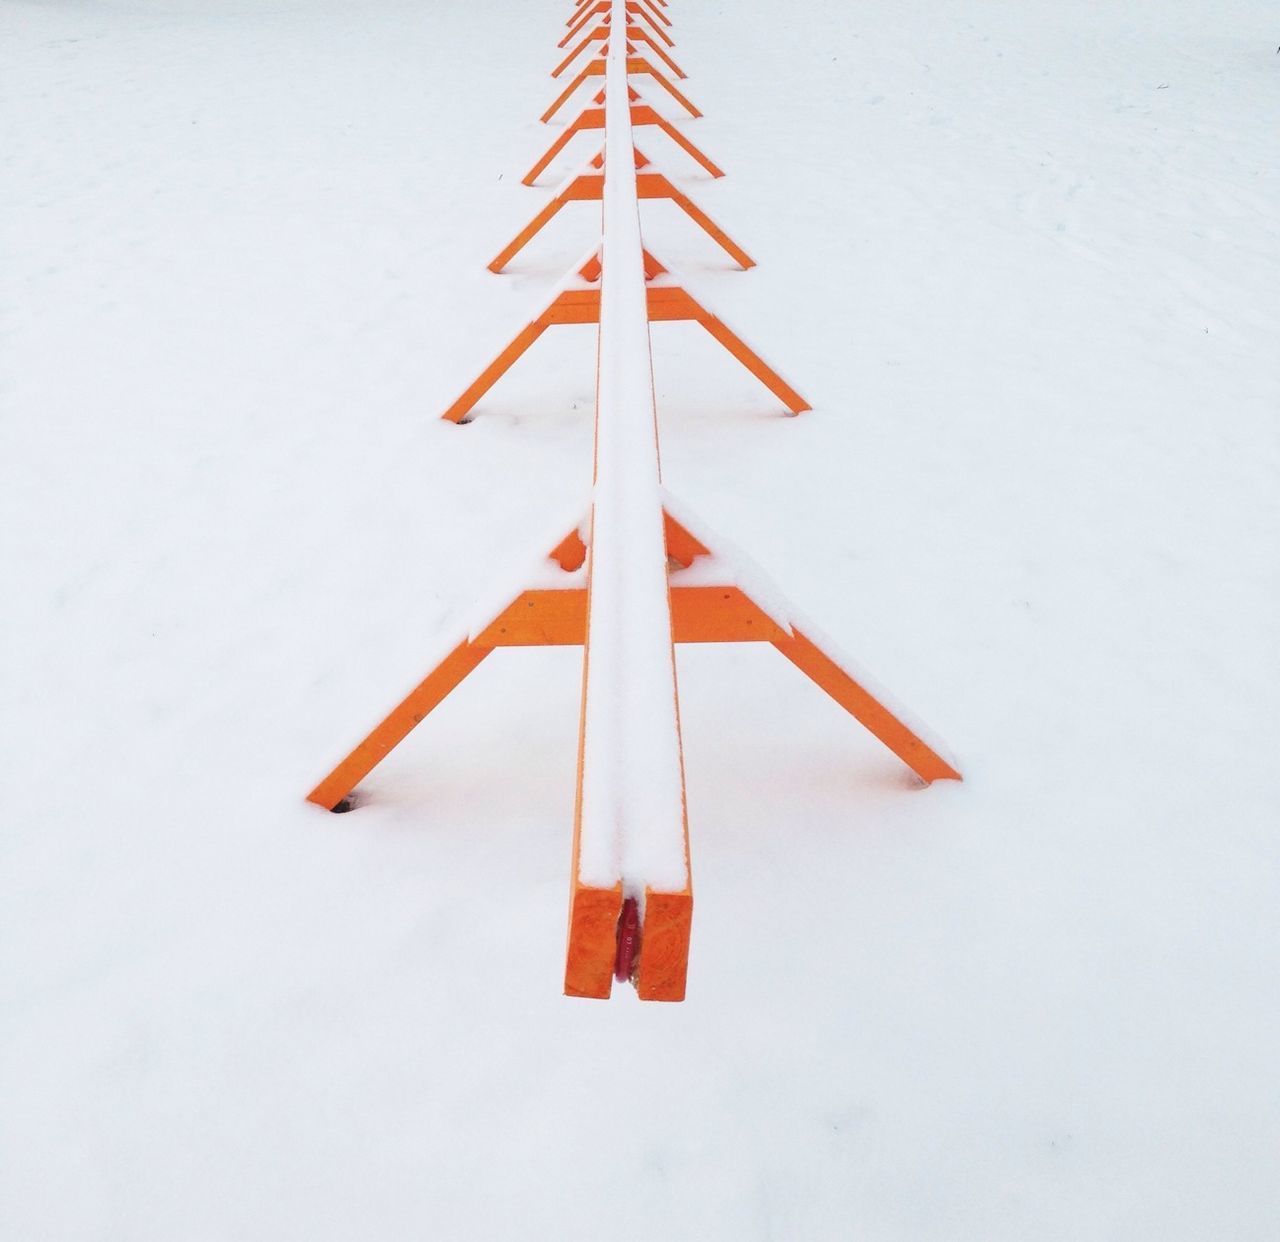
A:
[307,0,962,1002]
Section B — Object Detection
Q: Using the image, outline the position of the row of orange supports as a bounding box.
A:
[307,0,962,1001]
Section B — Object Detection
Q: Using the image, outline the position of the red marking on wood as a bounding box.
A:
[614,897,642,983]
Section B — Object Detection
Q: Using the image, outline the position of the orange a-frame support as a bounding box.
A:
[488,154,749,271]
[309,0,962,1002]
[307,513,961,819]
[438,249,806,424]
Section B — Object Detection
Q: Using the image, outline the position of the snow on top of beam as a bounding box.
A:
[575,0,689,898]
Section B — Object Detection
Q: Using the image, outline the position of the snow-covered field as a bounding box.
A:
[3,0,1278,1237]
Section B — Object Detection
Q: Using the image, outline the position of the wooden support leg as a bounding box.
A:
[629,27,686,79]
[541,62,601,123]
[696,312,810,413]
[773,630,962,784]
[661,180,754,267]
[628,0,673,41]
[637,0,672,27]
[441,320,549,423]
[488,194,571,272]
[524,108,603,185]
[553,27,605,79]
[306,640,492,810]
[634,106,724,178]
[564,2,606,42]
[628,58,700,117]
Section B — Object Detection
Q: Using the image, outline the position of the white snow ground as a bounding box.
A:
[2,0,1278,1238]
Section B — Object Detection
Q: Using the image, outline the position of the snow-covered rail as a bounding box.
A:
[567,0,692,1001]
[305,0,962,1004]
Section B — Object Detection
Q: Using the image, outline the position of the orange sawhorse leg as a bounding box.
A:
[644,284,810,413]
[307,533,590,812]
[439,277,602,424]
[636,171,753,266]
[627,0,672,42]
[552,26,606,79]
[627,26,686,79]
[564,2,607,44]
[659,509,962,783]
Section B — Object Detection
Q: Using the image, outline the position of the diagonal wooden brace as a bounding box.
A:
[628,0,673,39]
[626,26,686,79]
[564,1,607,43]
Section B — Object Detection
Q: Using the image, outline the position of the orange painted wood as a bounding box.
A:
[488,195,569,272]
[306,639,490,810]
[522,108,602,184]
[636,173,752,266]
[305,580,959,811]
[490,169,741,273]
[440,320,547,423]
[564,2,606,43]
[663,508,709,566]
[551,527,588,571]
[696,311,810,413]
[636,888,692,1000]
[475,590,587,647]
[637,0,672,27]
[773,629,963,784]
[626,0,673,43]
[631,105,722,177]
[524,104,719,185]
[627,27,686,80]
[440,273,805,422]
[541,62,601,122]
[553,26,606,78]
[671,586,789,642]
[544,54,695,122]
[564,883,622,998]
